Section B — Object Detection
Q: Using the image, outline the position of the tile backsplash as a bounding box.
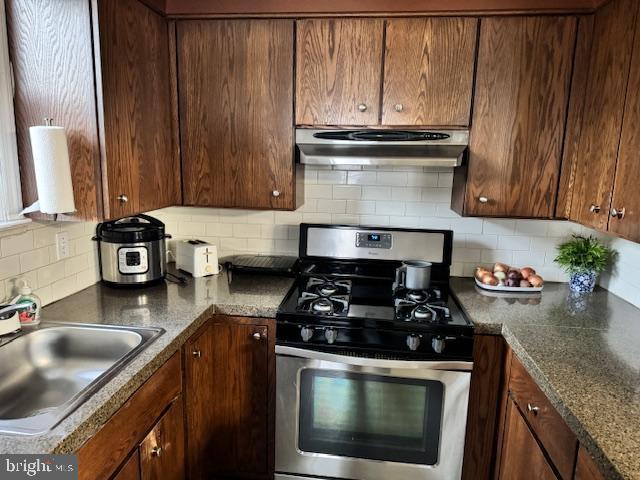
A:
[2,166,638,309]
[151,166,587,283]
[0,221,99,306]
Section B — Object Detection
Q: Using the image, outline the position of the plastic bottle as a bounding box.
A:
[14,280,41,326]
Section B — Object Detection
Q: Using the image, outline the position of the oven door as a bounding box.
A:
[275,346,472,480]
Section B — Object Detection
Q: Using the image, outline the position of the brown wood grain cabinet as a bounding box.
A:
[495,352,606,480]
[184,317,274,480]
[178,20,298,210]
[77,353,184,480]
[6,0,179,221]
[382,17,477,126]
[295,17,477,127]
[568,0,640,231]
[452,16,576,218]
[607,3,640,243]
[498,396,559,480]
[296,19,384,126]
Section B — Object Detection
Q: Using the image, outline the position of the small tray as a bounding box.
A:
[474,277,543,293]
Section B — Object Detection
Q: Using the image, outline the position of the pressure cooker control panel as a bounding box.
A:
[118,247,149,274]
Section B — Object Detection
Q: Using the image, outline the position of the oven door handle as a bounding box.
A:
[275,345,473,371]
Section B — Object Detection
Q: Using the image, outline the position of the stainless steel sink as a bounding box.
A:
[0,323,163,435]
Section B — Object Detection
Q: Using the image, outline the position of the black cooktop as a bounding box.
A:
[276,260,473,361]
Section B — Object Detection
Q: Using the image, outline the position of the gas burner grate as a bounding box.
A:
[305,277,352,297]
[297,292,350,316]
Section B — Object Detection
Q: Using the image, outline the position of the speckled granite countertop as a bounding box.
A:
[0,269,293,456]
[450,277,640,480]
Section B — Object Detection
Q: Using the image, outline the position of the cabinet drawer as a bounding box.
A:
[509,356,578,480]
[508,356,577,479]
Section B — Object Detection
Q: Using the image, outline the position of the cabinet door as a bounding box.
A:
[111,452,140,480]
[574,446,604,480]
[140,398,185,480]
[179,20,295,209]
[296,19,383,126]
[462,16,576,217]
[382,18,477,126]
[185,320,272,479]
[569,0,640,230]
[498,397,558,480]
[97,0,180,219]
[608,10,640,242]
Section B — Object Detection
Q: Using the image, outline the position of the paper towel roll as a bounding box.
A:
[22,126,76,215]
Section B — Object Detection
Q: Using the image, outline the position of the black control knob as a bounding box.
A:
[325,327,338,344]
[300,326,314,342]
[406,334,421,351]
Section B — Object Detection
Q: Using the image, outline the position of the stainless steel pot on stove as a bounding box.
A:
[394,260,432,290]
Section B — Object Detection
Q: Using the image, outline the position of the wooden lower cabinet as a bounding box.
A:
[495,351,605,480]
[498,396,558,480]
[77,353,184,480]
[184,316,274,480]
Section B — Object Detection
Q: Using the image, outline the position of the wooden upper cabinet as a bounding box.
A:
[608,6,640,242]
[179,20,297,209]
[97,0,180,219]
[296,19,383,126]
[455,16,576,218]
[382,18,477,126]
[7,0,179,221]
[569,0,640,230]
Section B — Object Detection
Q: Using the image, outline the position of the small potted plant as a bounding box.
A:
[554,235,613,293]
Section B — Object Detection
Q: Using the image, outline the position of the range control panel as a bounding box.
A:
[355,232,393,249]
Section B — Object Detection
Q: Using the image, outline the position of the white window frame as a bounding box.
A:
[0,0,28,230]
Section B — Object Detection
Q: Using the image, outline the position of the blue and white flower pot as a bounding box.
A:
[569,270,598,293]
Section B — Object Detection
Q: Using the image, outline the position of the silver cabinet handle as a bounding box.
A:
[192,350,201,358]
[590,204,601,213]
[272,190,280,197]
[394,103,404,112]
[357,103,367,112]
[478,196,489,204]
[527,403,540,415]
[151,446,162,457]
[611,207,626,219]
[252,332,262,340]
[117,194,128,203]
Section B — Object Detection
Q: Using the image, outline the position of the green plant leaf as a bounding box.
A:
[554,235,613,275]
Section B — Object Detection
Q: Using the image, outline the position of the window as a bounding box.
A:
[0,0,26,227]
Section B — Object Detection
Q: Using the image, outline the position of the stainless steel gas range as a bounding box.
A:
[275,224,474,480]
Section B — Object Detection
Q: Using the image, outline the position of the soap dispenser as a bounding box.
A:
[14,280,41,326]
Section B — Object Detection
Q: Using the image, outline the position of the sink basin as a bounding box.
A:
[0,323,163,435]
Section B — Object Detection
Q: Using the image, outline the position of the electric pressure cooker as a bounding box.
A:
[94,214,170,287]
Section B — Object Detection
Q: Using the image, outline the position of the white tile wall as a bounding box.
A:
[148,166,600,284]
[0,221,99,306]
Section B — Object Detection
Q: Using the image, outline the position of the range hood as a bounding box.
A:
[296,129,469,167]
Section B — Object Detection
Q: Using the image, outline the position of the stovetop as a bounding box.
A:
[276,260,473,360]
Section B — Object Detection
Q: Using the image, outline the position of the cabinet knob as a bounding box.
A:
[192,350,201,358]
[151,446,162,457]
[611,207,626,219]
[527,403,540,415]
[251,332,263,341]
[357,103,367,112]
[394,103,404,112]
[478,196,489,204]
[589,204,601,214]
[272,190,280,198]
[117,194,128,203]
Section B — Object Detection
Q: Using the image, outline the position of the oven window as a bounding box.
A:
[298,369,443,465]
